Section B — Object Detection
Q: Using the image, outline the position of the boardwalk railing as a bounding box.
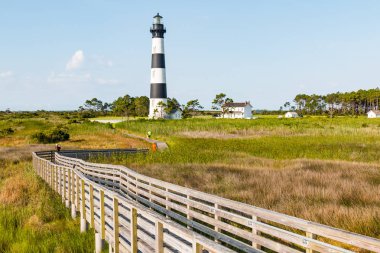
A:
[33,151,233,253]
[33,151,380,253]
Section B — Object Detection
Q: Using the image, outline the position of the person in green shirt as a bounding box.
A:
[147,130,152,139]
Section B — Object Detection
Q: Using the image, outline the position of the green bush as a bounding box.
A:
[0,127,15,137]
[32,127,70,143]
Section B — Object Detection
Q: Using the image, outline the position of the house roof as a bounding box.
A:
[222,102,252,108]
[368,110,380,115]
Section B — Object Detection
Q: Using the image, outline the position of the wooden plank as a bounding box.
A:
[76,174,80,209]
[129,207,138,253]
[193,241,202,253]
[81,179,86,219]
[89,184,94,228]
[306,232,317,253]
[252,215,261,250]
[71,169,75,204]
[253,221,352,253]
[164,233,192,253]
[68,169,71,204]
[63,168,66,201]
[99,190,105,240]
[113,197,120,253]
[155,221,164,253]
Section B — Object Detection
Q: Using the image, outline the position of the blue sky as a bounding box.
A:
[0,0,379,111]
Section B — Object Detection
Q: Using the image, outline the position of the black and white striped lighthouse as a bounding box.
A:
[149,13,168,118]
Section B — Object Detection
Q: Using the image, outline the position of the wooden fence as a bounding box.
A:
[33,151,380,253]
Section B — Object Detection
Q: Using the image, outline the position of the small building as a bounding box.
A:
[367,110,380,118]
[221,102,252,119]
[166,109,182,120]
[285,112,299,118]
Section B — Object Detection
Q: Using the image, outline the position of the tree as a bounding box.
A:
[164,98,181,115]
[84,98,103,112]
[288,87,380,116]
[183,99,204,118]
[134,96,149,117]
[283,101,291,111]
[212,93,233,110]
[112,94,135,117]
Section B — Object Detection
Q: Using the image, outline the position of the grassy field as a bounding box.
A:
[99,116,380,238]
[0,115,148,252]
[1,114,379,250]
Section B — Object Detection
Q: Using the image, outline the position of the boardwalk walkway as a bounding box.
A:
[33,149,380,253]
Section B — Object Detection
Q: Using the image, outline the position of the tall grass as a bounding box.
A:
[94,116,380,238]
[117,117,380,140]
[0,161,97,253]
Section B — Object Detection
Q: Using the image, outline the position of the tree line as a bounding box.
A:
[78,93,236,118]
[282,88,380,116]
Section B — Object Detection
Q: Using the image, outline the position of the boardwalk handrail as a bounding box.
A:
[34,151,380,253]
[35,148,149,163]
[33,151,234,253]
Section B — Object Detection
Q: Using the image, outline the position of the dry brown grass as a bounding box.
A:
[128,157,380,238]
[66,131,148,149]
[0,174,31,206]
[178,125,380,139]
[0,144,53,162]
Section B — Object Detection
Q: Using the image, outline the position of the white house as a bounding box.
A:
[367,110,380,118]
[221,102,253,119]
[285,112,299,118]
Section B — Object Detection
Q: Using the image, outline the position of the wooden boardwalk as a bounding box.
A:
[33,150,380,253]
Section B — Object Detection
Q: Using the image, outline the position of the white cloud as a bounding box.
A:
[66,50,84,70]
[0,71,13,78]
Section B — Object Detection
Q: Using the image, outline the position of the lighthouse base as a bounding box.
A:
[149,98,168,119]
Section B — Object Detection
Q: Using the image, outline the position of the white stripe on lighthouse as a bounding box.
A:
[152,38,165,54]
[150,68,166,83]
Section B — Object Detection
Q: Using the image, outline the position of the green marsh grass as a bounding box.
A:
[94,116,380,239]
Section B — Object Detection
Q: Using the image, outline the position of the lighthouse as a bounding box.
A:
[149,13,168,119]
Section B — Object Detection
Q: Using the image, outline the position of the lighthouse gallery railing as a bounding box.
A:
[33,151,380,253]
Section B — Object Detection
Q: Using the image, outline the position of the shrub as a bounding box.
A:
[0,128,15,137]
[32,127,70,143]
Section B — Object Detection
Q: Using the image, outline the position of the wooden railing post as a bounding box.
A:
[99,190,105,240]
[306,232,317,253]
[71,170,75,204]
[214,203,220,242]
[89,184,94,228]
[252,215,261,250]
[155,221,164,253]
[67,169,71,207]
[49,163,52,187]
[113,197,120,253]
[80,179,87,232]
[54,166,58,192]
[42,161,45,181]
[76,174,80,209]
[62,168,66,204]
[51,164,53,186]
[165,188,169,218]
[193,241,202,253]
[50,164,52,187]
[187,195,192,229]
[129,207,137,253]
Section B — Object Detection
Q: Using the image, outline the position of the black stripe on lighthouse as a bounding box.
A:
[151,54,165,68]
[150,83,167,98]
